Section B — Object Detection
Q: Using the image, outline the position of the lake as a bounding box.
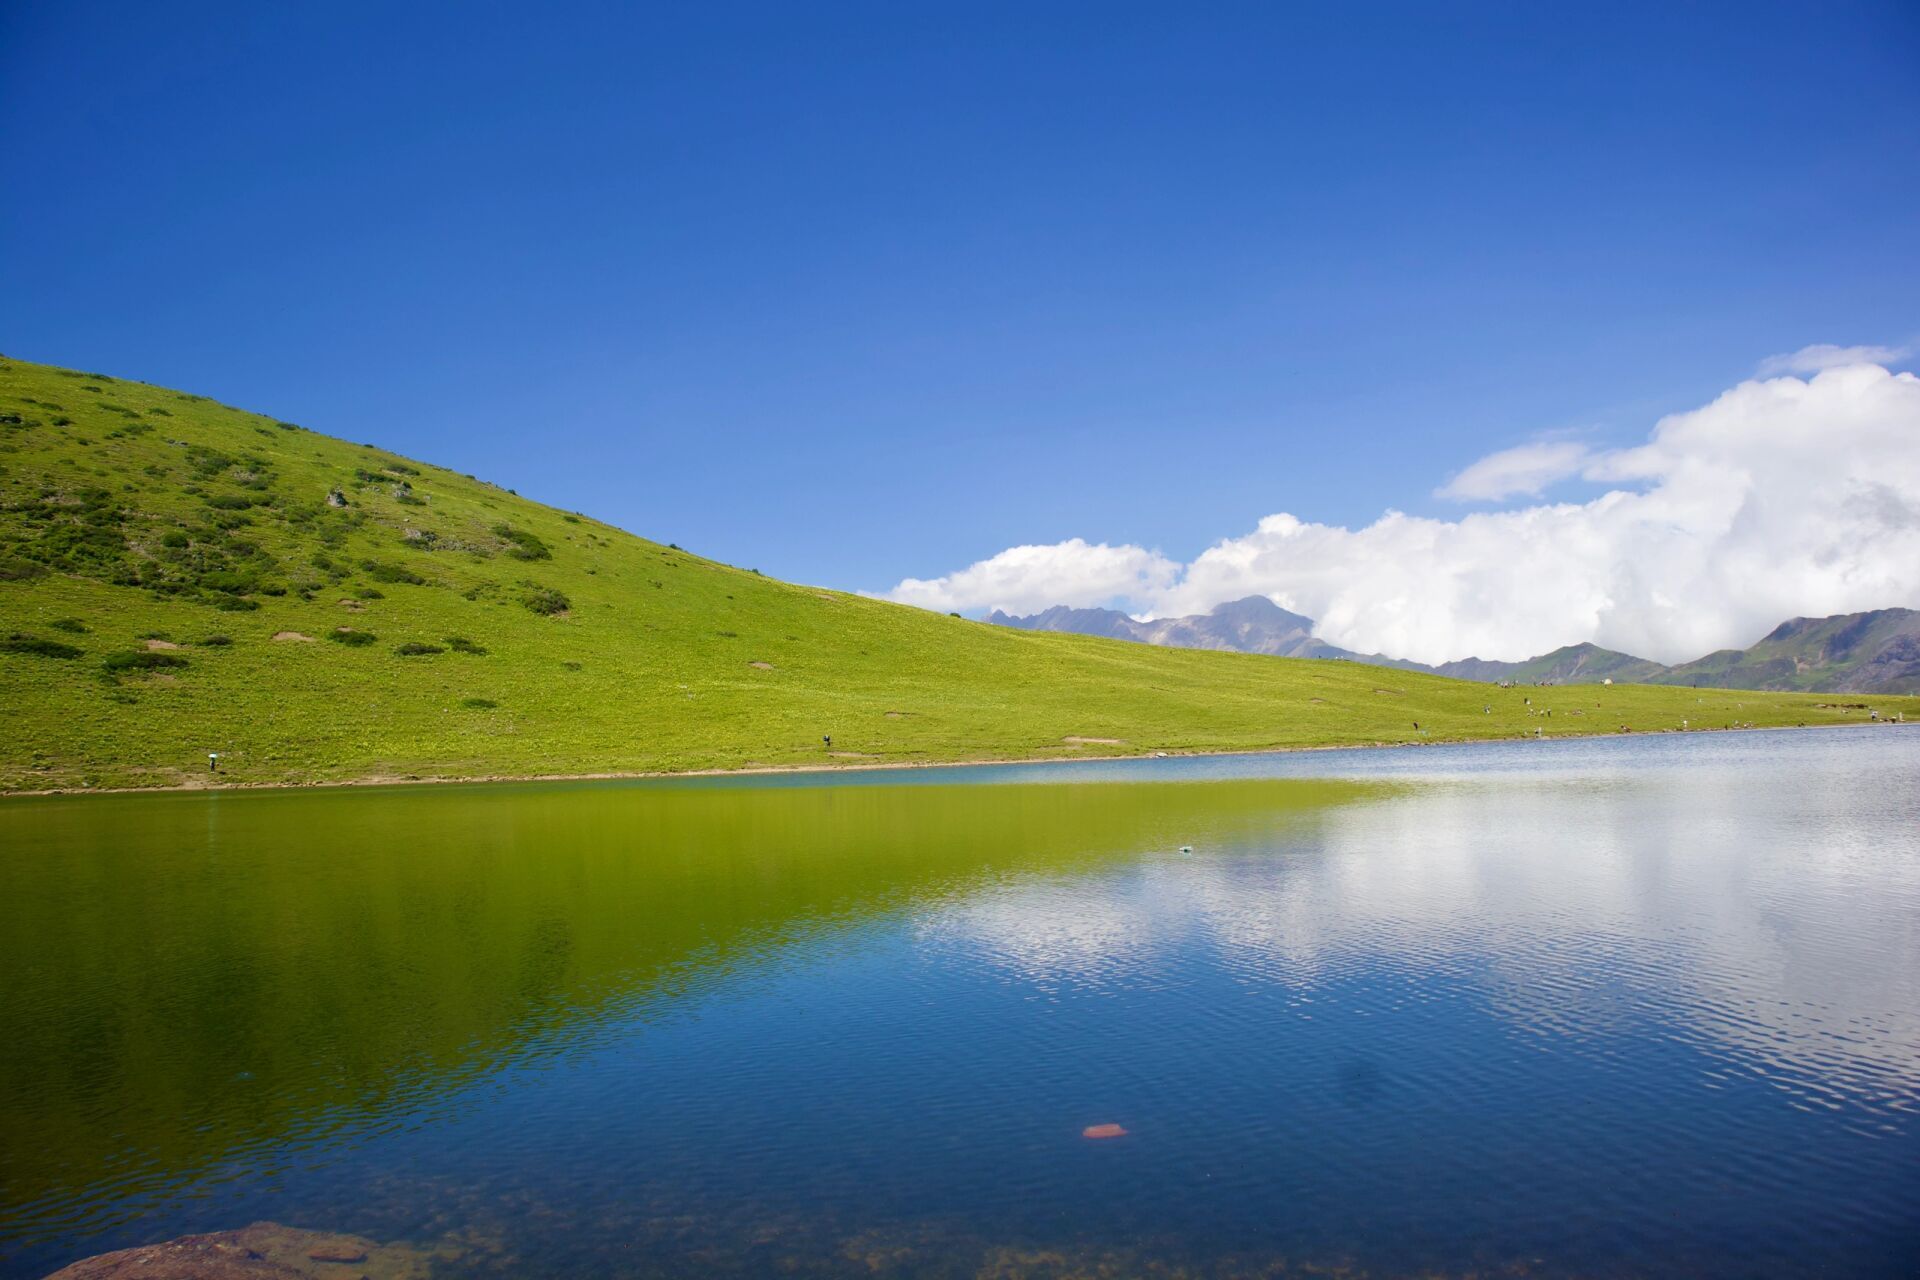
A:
[2,728,1917,1278]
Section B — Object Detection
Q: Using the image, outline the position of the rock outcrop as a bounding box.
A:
[42,1222,436,1280]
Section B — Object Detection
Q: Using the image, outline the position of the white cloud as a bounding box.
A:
[883,537,1178,617]
[1757,342,1911,376]
[878,356,1920,665]
[1437,440,1593,502]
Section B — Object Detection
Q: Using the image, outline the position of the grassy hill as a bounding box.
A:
[2,354,1915,793]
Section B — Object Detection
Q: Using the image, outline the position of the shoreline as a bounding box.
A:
[2,719,1906,800]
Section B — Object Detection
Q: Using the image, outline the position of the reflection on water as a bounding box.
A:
[2,731,1918,1278]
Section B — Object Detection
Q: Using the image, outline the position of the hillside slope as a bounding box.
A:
[3,355,1914,792]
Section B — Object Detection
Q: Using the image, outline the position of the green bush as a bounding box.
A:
[184,446,235,478]
[361,559,425,585]
[49,617,89,634]
[460,697,498,709]
[200,569,259,595]
[446,636,488,655]
[521,587,570,616]
[327,629,377,647]
[393,642,445,656]
[0,557,48,581]
[199,634,233,647]
[214,597,260,612]
[102,650,188,672]
[492,524,552,561]
[2,634,83,659]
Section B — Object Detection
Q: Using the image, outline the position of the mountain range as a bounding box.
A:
[989,597,1920,694]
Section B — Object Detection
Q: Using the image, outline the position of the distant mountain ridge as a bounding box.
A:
[988,595,1355,660]
[989,599,1920,695]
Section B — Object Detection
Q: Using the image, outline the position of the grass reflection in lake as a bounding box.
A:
[0,775,1377,1259]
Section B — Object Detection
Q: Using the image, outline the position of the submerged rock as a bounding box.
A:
[42,1222,436,1280]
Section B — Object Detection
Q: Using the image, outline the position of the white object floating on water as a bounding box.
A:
[1179,845,1194,854]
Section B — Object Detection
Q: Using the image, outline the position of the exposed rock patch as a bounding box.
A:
[271,631,314,643]
[40,1222,435,1280]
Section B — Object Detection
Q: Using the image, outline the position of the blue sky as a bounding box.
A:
[4,2,1917,633]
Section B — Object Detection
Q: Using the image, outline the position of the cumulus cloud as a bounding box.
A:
[884,537,1178,617]
[878,356,1920,665]
[1437,440,1593,502]
[1757,342,1911,376]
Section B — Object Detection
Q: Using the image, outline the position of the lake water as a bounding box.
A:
[2,729,1917,1278]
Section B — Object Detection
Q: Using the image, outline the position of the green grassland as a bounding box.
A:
[2,354,1914,793]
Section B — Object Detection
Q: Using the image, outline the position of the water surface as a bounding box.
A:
[2,729,1917,1277]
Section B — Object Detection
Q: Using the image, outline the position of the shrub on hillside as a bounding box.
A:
[200,569,260,595]
[461,697,498,709]
[2,634,83,659]
[393,642,445,657]
[199,634,233,647]
[520,587,570,616]
[0,557,48,581]
[184,446,236,478]
[214,597,260,612]
[446,636,487,655]
[361,560,425,585]
[492,524,552,561]
[49,617,89,634]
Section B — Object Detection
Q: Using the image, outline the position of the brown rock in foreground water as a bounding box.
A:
[42,1222,433,1280]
